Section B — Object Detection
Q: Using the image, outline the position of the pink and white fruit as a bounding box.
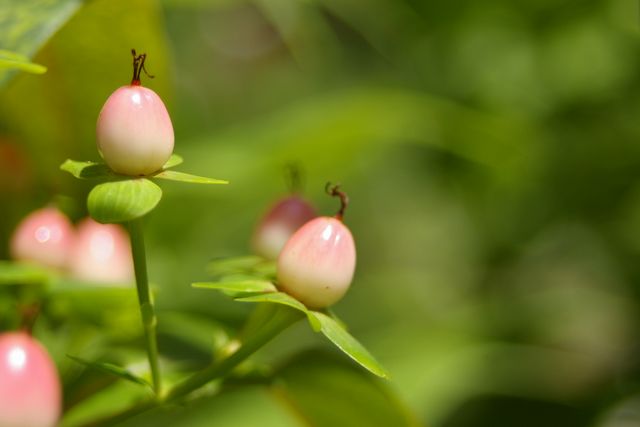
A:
[68,218,134,284]
[252,196,316,260]
[10,207,75,269]
[0,332,61,427]
[277,185,355,308]
[96,50,174,176]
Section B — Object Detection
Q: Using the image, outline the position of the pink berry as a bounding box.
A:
[0,332,61,427]
[96,50,174,176]
[252,196,316,260]
[68,218,134,284]
[10,207,75,269]
[277,185,356,308]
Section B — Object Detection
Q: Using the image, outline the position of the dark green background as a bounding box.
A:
[1,0,640,426]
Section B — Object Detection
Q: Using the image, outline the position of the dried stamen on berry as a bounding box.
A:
[325,182,349,221]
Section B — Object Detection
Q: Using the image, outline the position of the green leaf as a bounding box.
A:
[311,312,388,378]
[236,291,307,312]
[60,159,113,179]
[274,351,416,427]
[0,261,51,286]
[0,0,82,86]
[87,178,162,223]
[67,355,151,388]
[106,386,301,427]
[157,311,231,357]
[152,170,228,185]
[236,292,321,330]
[162,154,184,169]
[193,280,277,294]
[0,50,47,74]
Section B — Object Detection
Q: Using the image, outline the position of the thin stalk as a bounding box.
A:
[128,218,162,396]
[166,305,302,401]
[82,305,301,427]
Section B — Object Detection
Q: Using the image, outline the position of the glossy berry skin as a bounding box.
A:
[0,332,61,427]
[10,207,75,269]
[277,216,356,308]
[97,85,174,175]
[252,196,316,260]
[68,218,134,284]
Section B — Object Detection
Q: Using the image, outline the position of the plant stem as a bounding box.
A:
[166,305,302,401]
[128,218,162,396]
[82,305,301,427]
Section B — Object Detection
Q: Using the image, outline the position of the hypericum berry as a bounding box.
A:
[252,196,316,260]
[68,218,134,284]
[277,184,356,308]
[96,50,174,176]
[0,332,61,427]
[10,207,75,269]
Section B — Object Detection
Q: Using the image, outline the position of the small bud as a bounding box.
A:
[252,196,316,260]
[0,332,61,427]
[68,218,134,284]
[10,207,75,269]
[277,216,356,308]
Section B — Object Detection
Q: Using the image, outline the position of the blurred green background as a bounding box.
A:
[2,0,640,426]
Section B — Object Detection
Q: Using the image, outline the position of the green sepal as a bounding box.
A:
[162,154,183,169]
[60,159,113,179]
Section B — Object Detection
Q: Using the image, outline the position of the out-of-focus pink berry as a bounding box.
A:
[277,216,356,308]
[10,207,75,269]
[0,332,61,427]
[252,196,316,260]
[96,84,174,176]
[68,218,134,285]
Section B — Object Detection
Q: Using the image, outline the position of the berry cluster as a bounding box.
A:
[3,50,364,425]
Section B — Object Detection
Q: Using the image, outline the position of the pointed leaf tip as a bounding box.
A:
[311,312,388,378]
[153,170,228,184]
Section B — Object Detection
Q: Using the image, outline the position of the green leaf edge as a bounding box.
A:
[152,170,228,185]
[60,159,113,179]
[59,155,228,185]
[0,50,47,74]
[87,178,162,224]
[0,261,51,286]
[197,282,388,378]
[192,280,277,293]
[163,154,183,169]
[67,355,152,388]
[311,312,389,378]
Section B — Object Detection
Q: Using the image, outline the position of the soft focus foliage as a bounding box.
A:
[2,0,640,426]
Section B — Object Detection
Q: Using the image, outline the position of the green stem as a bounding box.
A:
[166,305,302,401]
[128,218,162,396]
[82,306,301,427]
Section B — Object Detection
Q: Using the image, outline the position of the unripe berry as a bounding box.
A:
[68,218,134,284]
[252,196,316,260]
[10,207,75,269]
[0,332,61,427]
[277,185,356,308]
[96,50,174,176]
